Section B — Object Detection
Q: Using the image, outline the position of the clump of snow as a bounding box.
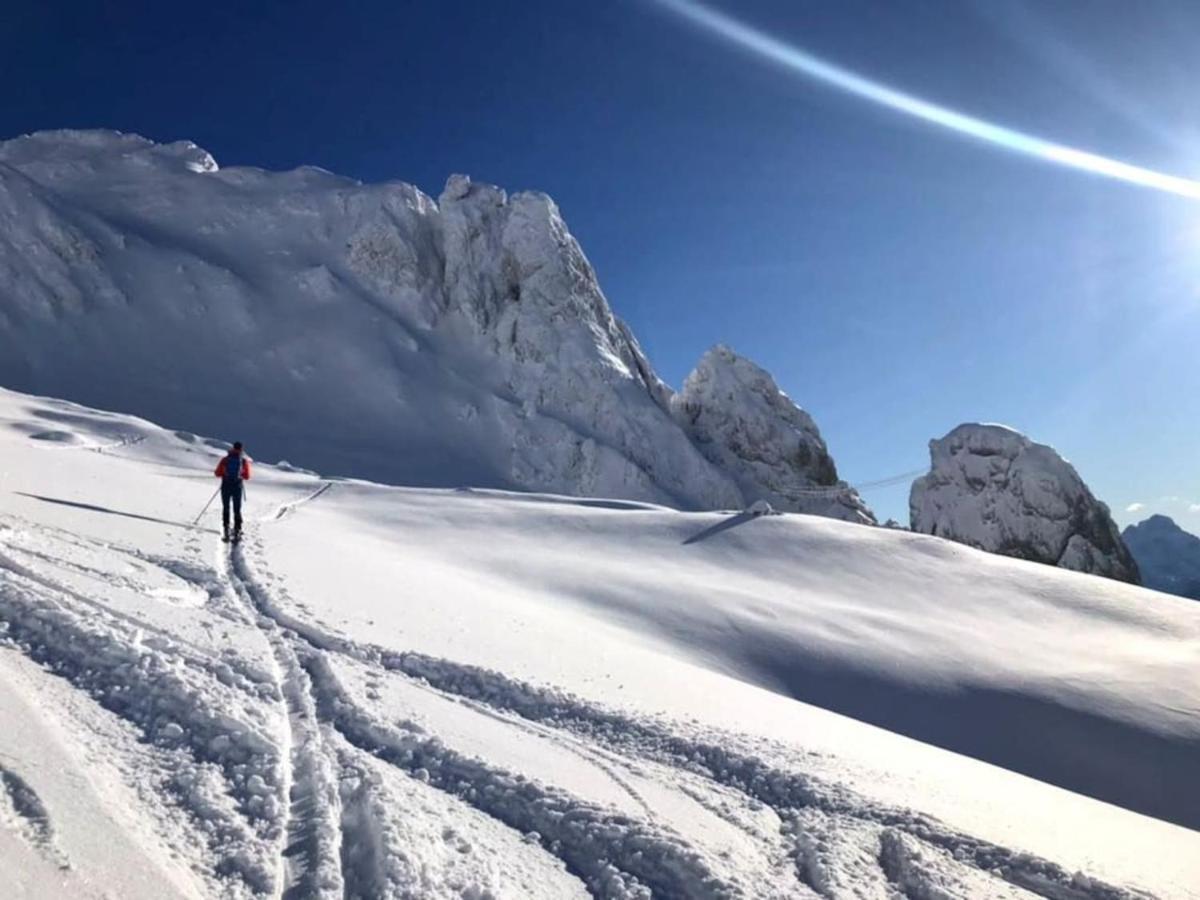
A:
[909,423,1138,582]
[672,345,874,523]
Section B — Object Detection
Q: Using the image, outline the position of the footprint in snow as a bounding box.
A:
[0,766,70,870]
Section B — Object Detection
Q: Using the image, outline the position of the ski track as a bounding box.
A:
[227,535,738,899]
[332,742,393,900]
[448,687,659,821]
[217,541,344,900]
[274,651,344,900]
[0,505,1164,899]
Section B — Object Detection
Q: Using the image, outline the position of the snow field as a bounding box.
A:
[0,387,1196,897]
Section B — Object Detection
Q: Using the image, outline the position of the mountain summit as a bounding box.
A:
[1123,514,1200,600]
[0,130,867,520]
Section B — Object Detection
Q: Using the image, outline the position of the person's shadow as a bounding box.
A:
[14,492,220,535]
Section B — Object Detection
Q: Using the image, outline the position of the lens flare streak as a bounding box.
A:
[654,0,1200,200]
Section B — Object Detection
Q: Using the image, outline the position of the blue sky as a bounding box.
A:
[4,0,1198,525]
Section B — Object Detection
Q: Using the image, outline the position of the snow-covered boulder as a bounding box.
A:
[746,499,775,516]
[1123,515,1200,600]
[909,424,1138,583]
[0,129,861,516]
[672,346,874,523]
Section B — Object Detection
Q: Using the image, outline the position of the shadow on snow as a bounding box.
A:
[14,492,220,535]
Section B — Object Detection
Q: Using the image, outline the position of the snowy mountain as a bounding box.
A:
[1,385,1198,899]
[0,129,867,521]
[1123,515,1200,601]
[910,423,1139,583]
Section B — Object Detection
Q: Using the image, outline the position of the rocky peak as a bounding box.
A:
[1122,515,1200,600]
[1131,514,1180,533]
[909,424,1138,583]
[671,345,874,523]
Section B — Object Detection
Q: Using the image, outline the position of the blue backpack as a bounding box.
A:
[223,453,244,484]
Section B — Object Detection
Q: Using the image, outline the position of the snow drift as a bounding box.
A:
[0,129,867,521]
[910,423,1139,583]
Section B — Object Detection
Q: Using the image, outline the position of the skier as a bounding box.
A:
[214,441,252,542]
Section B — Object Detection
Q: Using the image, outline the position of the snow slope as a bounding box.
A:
[0,129,867,521]
[1,386,1197,899]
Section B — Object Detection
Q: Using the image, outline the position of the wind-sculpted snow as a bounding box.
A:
[0,128,862,518]
[910,423,1138,582]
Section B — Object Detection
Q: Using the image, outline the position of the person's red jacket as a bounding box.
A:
[215,455,252,480]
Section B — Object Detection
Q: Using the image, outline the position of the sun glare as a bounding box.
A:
[653,0,1200,202]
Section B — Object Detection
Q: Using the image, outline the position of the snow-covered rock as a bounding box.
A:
[672,345,874,523]
[0,129,867,517]
[1123,515,1200,600]
[909,423,1138,583]
[746,498,775,516]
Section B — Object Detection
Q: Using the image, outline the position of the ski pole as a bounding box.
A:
[193,486,220,526]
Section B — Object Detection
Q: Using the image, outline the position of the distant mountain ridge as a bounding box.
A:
[0,129,871,521]
[1123,515,1200,600]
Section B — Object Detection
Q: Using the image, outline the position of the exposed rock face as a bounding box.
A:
[910,424,1138,583]
[672,346,874,523]
[1122,515,1200,600]
[435,175,742,509]
[0,130,866,518]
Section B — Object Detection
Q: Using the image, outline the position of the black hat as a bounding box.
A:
[232,441,243,451]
